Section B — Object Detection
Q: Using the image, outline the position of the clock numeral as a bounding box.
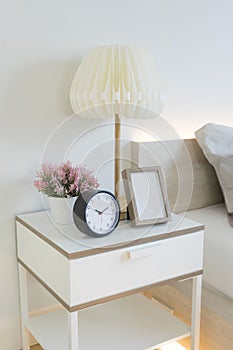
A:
[87,205,90,209]
[107,223,110,227]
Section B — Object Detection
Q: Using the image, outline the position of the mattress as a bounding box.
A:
[185,203,233,300]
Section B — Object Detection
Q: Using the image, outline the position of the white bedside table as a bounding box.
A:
[16,212,204,350]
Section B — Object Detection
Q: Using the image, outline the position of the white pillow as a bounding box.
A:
[195,123,233,214]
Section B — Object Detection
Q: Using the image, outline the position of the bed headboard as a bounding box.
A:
[131,139,223,213]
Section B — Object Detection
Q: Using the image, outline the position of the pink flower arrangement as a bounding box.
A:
[34,161,99,198]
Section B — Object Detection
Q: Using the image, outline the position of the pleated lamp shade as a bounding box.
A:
[70,45,164,119]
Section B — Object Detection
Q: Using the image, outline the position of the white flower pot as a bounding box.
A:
[48,196,78,225]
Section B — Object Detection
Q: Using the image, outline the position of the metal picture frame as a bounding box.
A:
[122,166,171,227]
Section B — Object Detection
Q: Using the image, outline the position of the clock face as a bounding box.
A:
[85,192,120,235]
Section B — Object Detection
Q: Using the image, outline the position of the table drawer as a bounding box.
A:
[70,231,203,307]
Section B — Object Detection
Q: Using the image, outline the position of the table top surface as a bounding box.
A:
[16,211,204,259]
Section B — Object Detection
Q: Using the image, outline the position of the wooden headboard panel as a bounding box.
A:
[131,139,223,213]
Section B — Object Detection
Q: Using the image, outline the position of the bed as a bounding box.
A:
[130,138,233,301]
[186,203,233,300]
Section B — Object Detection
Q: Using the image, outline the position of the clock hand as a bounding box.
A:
[94,206,109,215]
[101,206,109,214]
[99,207,109,227]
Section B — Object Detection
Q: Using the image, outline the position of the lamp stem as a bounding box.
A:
[114,113,121,199]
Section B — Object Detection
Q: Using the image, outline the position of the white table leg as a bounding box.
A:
[67,311,79,350]
[18,263,30,350]
[191,275,202,350]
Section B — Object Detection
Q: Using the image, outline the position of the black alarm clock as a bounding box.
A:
[73,189,120,237]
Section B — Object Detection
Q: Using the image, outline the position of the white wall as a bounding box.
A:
[0,0,233,348]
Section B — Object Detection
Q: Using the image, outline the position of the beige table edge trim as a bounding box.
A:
[18,258,203,312]
[16,216,204,260]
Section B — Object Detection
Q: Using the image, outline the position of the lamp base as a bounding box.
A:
[118,195,129,221]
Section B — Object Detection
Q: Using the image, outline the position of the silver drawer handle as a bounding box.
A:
[127,242,162,260]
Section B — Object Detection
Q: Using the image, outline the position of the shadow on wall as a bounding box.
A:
[1,57,85,213]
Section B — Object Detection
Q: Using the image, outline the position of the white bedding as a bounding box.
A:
[185,204,233,300]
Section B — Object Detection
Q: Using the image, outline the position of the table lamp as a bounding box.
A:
[70,45,164,206]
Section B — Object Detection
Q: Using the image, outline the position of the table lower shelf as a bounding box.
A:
[25,293,190,350]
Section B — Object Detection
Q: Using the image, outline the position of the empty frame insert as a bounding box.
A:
[122,166,171,226]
